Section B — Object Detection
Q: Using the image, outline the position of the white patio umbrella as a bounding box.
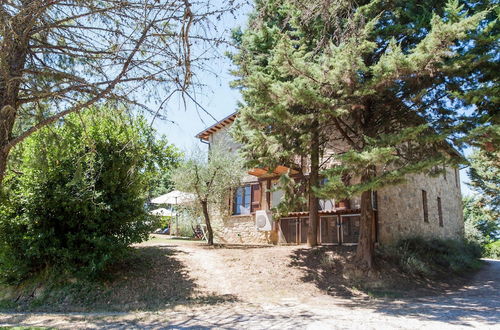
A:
[150,190,196,205]
[149,208,176,217]
[150,190,196,237]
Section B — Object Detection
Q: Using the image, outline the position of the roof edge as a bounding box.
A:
[195,112,238,141]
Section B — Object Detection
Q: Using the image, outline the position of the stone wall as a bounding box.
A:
[209,125,242,154]
[212,214,271,245]
[377,167,464,245]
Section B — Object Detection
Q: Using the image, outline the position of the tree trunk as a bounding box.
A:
[355,169,375,269]
[201,200,214,245]
[307,125,320,247]
[0,6,32,185]
[0,148,9,185]
[0,106,19,186]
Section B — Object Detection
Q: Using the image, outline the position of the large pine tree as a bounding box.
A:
[230,1,338,246]
[232,0,494,267]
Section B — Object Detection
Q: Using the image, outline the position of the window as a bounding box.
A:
[437,197,443,227]
[371,191,378,210]
[454,168,460,188]
[233,184,261,215]
[234,185,251,215]
[319,178,335,211]
[271,183,284,208]
[422,190,429,223]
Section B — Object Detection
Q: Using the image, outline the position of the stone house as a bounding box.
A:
[196,112,464,246]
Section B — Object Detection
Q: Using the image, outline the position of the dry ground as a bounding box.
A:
[1,235,499,329]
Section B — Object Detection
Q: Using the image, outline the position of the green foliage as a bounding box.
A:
[463,195,500,258]
[271,173,308,217]
[464,216,488,248]
[231,0,492,207]
[147,148,182,199]
[463,195,499,241]
[467,148,500,213]
[380,237,483,277]
[174,211,200,237]
[171,142,246,244]
[484,240,500,259]
[0,107,178,283]
[172,142,246,212]
[156,216,172,230]
[463,146,500,257]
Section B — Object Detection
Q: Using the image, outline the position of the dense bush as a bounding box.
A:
[380,237,483,278]
[463,196,500,258]
[0,107,179,283]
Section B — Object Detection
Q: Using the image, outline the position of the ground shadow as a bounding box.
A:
[2,246,237,313]
[354,259,500,327]
[208,244,274,250]
[303,254,500,327]
[289,246,357,297]
[289,246,500,328]
[0,307,322,329]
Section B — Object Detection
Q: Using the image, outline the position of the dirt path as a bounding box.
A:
[175,243,329,305]
[1,240,499,329]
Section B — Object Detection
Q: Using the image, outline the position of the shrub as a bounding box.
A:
[464,219,488,246]
[379,237,483,278]
[484,241,500,259]
[0,107,178,283]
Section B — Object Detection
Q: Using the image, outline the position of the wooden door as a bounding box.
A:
[280,218,298,244]
[340,215,360,244]
[299,217,309,244]
[320,216,339,244]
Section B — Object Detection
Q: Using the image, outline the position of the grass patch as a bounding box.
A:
[0,245,234,312]
[484,240,500,259]
[290,237,484,298]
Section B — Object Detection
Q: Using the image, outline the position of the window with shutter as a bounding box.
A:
[233,183,260,215]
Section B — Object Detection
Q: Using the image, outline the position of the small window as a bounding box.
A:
[454,168,460,188]
[422,190,429,223]
[319,178,335,211]
[271,183,284,208]
[437,197,443,227]
[371,191,378,210]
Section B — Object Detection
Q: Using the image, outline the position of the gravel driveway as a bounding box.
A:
[1,240,498,329]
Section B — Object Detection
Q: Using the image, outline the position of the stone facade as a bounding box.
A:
[212,214,271,245]
[208,125,242,155]
[201,116,464,246]
[377,167,464,245]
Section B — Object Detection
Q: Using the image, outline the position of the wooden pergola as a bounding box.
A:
[248,165,299,178]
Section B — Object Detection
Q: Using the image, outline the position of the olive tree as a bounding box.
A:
[172,142,245,245]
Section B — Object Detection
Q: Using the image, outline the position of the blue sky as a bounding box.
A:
[148,2,474,197]
[149,1,249,151]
